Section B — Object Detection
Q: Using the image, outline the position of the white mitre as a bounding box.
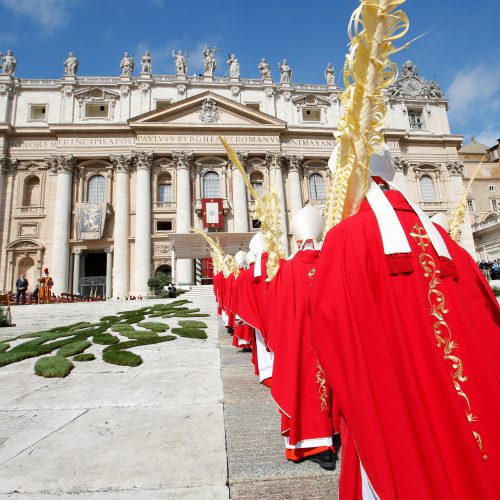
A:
[430,213,450,232]
[245,250,256,266]
[234,250,247,268]
[290,205,325,250]
[328,143,452,263]
[248,232,267,278]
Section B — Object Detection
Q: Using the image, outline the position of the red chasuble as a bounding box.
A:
[223,273,236,328]
[311,190,500,500]
[266,250,334,447]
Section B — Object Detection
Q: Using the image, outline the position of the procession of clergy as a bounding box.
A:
[209,141,500,499]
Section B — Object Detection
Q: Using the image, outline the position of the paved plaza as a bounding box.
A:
[0,287,338,499]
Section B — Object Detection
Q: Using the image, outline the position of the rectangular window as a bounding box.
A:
[155,100,172,111]
[467,199,475,212]
[245,103,261,111]
[156,220,173,232]
[302,108,321,122]
[492,199,498,212]
[488,185,496,192]
[85,103,109,119]
[29,105,47,121]
[252,219,261,229]
[158,184,172,203]
[408,110,424,130]
[482,168,491,177]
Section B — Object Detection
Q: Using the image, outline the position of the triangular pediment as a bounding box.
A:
[129,91,286,130]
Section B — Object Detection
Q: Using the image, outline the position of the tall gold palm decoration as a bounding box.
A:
[323,0,410,237]
[218,136,285,280]
[192,228,229,276]
[449,155,486,242]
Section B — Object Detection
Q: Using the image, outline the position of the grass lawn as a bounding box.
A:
[0,299,207,377]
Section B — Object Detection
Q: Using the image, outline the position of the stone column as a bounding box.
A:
[105,247,113,299]
[0,157,15,290]
[110,153,134,298]
[266,152,289,254]
[287,155,304,219]
[394,156,409,195]
[72,249,82,295]
[447,161,477,259]
[49,155,76,295]
[231,152,249,232]
[173,151,194,284]
[0,157,6,227]
[134,152,153,297]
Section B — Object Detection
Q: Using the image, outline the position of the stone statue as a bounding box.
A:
[278,59,292,84]
[325,63,335,86]
[227,54,240,78]
[2,50,17,76]
[427,80,443,99]
[140,50,152,75]
[64,52,79,77]
[120,52,134,77]
[402,60,418,77]
[172,50,187,76]
[203,46,218,76]
[258,57,272,80]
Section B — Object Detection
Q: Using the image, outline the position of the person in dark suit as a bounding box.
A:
[15,274,29,305]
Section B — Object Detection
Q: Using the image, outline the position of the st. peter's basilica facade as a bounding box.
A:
[0,49,473,297]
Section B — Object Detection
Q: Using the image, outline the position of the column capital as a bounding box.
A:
[265,152,286,170]
[288,155,304,172]
[110,152,135,173]
[229,151,248,170]
[105,246,114,253]
[72,247,84,255]
[172,151,194,171]
[47,154,76,174]
[447,160,464,177]
[394,155,409,174]
[135,151,154,171]
[0,156,17,174]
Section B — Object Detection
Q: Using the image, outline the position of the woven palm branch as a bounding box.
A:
[218,136,285,280]
[192,228,226,274]
[323,0,410,237]
[449,155,486,242]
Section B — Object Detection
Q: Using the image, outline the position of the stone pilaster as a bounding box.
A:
[394,156,410,195]
[0,156,16,290]
[110,153,134,298]
[105,247,113,299]
[134,152,153,296]
[72,249,82,295]
[49,155,76,295]
[287,155,304,219]
[172,151,194,284]
[231,152,249,233]
[266,152,289,254]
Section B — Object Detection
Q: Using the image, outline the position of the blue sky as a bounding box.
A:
[0,0,498,146]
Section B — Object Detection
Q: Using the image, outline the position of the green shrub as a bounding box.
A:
[0,306,10,327]
[170,299,190,306]
[492,286,500,297]
[103,335,176,352]
[100,315,119,322]
[73,353,96,362]
[111,323,135,333]
[123,314,146,324]
[137,321,168,332]
[171,327,207,340]
[120,330,158,340]
[57,340,91,357]
[93,333,119,345]
[0,342,9,353]
[34,356,74,378]
[102,349,143,367]
[178,320,207,329]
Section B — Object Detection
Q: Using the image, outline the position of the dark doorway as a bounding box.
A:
[80,252,106,298]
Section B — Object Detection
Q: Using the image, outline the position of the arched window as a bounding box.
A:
[309,173,325,200]
[87,175,106,203]
[157,172,173,203]
[250,171,264,198]
[22,175,40,206]
[203,171,220,198]
[419,175,436,202]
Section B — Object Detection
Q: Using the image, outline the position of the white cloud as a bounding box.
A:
[134,39,220,76]
[475,127,500,148]
[0,0,80,33]
[447,64,500,124]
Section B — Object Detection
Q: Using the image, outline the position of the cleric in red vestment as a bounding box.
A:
[310,147,500,499]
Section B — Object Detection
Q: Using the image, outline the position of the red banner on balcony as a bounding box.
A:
[202,198,224,229]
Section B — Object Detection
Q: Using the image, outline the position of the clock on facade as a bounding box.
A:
[402,77,422,96]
